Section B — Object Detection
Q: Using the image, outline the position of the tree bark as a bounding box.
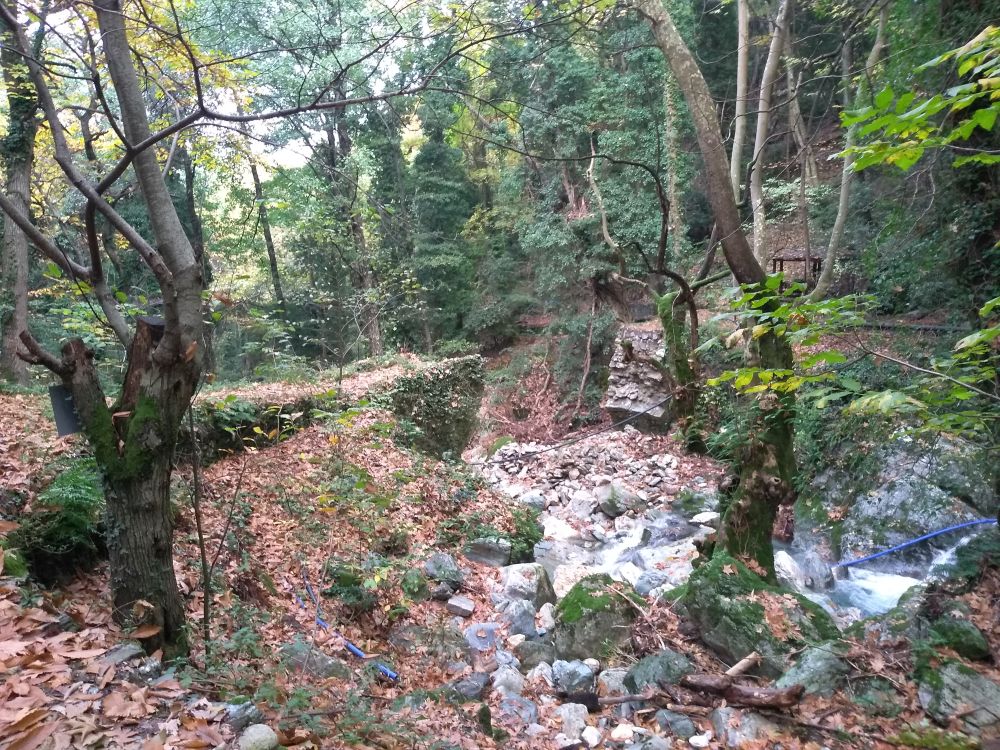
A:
[809,7,888,301]
[729,0,750,200]
[248,158,288,312]
[634,0,797,578]
[0,24,38,384]
[749,0,794,265]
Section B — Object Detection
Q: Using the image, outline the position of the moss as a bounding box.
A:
[887,729,979,750]
[930,617,991,660]
[556,574,642,625]
[1,547,28,577]
[487,435,514,457]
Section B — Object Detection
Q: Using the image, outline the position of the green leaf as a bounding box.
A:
[874,86,894,110]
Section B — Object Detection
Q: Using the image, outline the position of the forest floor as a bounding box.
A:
[1,356,998,750]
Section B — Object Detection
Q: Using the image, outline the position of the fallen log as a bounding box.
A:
[680,674,804,709]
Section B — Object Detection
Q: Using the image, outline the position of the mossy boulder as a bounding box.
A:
[918,661,1000,734]
[624,649,693,692]
[680,553,839,677]
[387,356,485,457]
[776,642,850,696]
[553,574,642,661]
[930,617,991,661]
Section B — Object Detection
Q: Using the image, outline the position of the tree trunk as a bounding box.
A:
[729,0,750,200]
[249,158,287,312]
[0,29,38,384]
[785,42,818,187]
[635,0,797,578]
[749,0,793,265]
[809,8,888,301]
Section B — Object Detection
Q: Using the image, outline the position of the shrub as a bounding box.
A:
[8,458,105,584]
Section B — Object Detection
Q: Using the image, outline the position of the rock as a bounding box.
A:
[498,696,538,724]
[494,648,521,670]
[279,640,350,679]
[610,723,637,741]
[581,725,603,747]
[556,703,590,741]
[501,599,538,638]
[447,672,490,700]
[464,622,502,652]
[775,642,849,696]
[388,624,471,663]
[430,581,457,601]
[514,637,555,672]
[237,724,278,750]
[596,483,643,518]
[525,662,554,686]
[918,661,1000,733]
[553,563,602,598]
[602,326,673,431]
[552,660,596,693]
[597,668,629,696]
[424,553,464,586]
[538,602,556,631]
[635,570,671,596]
[774,551,807,593]
[689,511,720,528]
[688,730,712,748]
[930,616,991,660]
[709,708,778,748]
[624,649,692,692]
[100,643,144,666]
[465,537,512,567]
[553,574,641,661]
[446,595,476,617]
[501,563,558,608]
[569,489,599,517]
[534,539,594,581]
[627,737,670,750]
[654,709,696,739]
[583,657,601,672]
[223,702,265,731]
[681,554,839,677]
[507,634,526,648]
[519,490,546,510]
[491,664,525,696]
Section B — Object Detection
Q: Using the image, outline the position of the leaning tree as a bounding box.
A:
[0,0,557,653]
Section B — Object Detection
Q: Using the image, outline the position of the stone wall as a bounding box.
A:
[601,325,672,432]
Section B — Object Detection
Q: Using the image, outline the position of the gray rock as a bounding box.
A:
[424,553,464,586]
[237,724,279,750]
[223,702,265,731]
[538,602,556,631]
[430,581,457,601]
[597,668,629,696]
[626,737,670,750]
[552,660,596,693]
[635,570,671,596]
[534,540,594,582]
[643,512,692,545]
[448,671,489,700]
[494,648,521,670]
[596,482,644,518]
[464,622,501,652]
[654,709,696,739]
[514,637,555,672]
[918,661,1000,733]
[465,537,512,567]
[689,511,720,528]
[446,595,476,617]
[519,490,546,510]
[776,642,849,696]
[491,665,525,696]
[279,640,350,679]
[602,326,673,431]
[498,696,538,724]
[525,662,553,686]
[388,624,471,663]
[709,708,779,748]
[556,703,590,741]
[501,599,538,638]
[569,489,598,517]
[500,563,557,608]
[624,649,692,692]
[774,550,807,593]
[553,574,638,661]
[101,643,144,666]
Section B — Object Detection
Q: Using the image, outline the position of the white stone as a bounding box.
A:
[689,730,713,748]
[583,658,601,673]
[556,703,590,740]
[491,665,525,697]
[538,602,556,631]
[610,723,636,741]
[237,724,279,750]
[690,511,721,528]
[774,551,807,593]
[582,726,603,747]
[526,662,554,686]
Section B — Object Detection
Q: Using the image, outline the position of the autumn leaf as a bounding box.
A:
[130,624,162,639]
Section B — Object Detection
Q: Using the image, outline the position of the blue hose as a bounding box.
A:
[295,574,399,681]
[836,518,997,569]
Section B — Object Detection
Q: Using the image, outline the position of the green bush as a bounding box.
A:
[8,458,105,584]
[509,507,543,564]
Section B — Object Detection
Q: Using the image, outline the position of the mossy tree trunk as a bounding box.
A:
[635,0,798,576]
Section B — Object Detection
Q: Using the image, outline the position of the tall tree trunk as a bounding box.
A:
[785,38,818,187]
[809,8,888,301]
[180,148,215,373]
[248,158,287,312]
[634,0,797,578]
[729,0,750,200]
[749,0,794,265]
[0,28,38,384]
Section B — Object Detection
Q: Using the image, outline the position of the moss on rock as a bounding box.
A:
[553,574,641,661]
[681,552,839,677]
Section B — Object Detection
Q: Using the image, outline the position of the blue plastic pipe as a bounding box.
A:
[836,518,997,569]
[295,575,399,681]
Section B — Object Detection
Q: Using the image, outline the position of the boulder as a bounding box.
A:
[513,637,555,672]
[623,649,692,692]
[774,551,807,593]
[500,599,538,638]
[446,595,476,617]
[519,490,546,511]
[597,668,629,697]
[424,553,464,587]
[388,624,471,664]
[930,616,991,661]
[447,672,490,701]
[464,622,502,652]
[681,554,839,677]
[465,537,512,568]
[279,640,350,679]
[555,703,590,741]
[918,661,1000,733]
[775,642,849,696]
[602,326,673,432]
[491,665,525,697]
[223,702,265,732]
[596,483,643,517]
[654,709,696,739]
[237,724,279,750]
[553,574,641,661]
[500,563,557,608]
[552,660,596,693]
[498,696,538,725]
[709,708,779,748]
